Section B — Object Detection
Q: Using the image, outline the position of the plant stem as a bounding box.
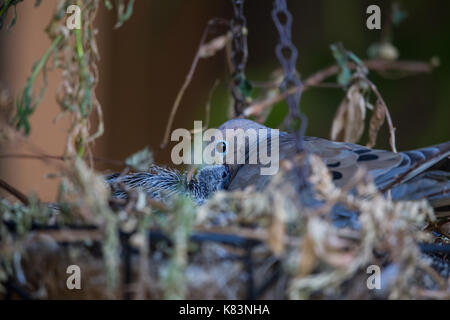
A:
[74,10,88,118]
[75,29,84,58]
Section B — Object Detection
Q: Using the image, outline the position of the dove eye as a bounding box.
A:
[215,140,227,155]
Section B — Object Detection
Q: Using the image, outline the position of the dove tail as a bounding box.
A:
[401,141,450,182]
[390,170,450,218]
[385,141,450,218]
[377,141,450,191]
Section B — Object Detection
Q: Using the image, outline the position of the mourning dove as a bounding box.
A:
[107,118,449,213]
[216,119,450,213]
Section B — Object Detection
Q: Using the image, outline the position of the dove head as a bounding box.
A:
[213,119,281,180]
[217,118,269,131]
[190,164,230,203]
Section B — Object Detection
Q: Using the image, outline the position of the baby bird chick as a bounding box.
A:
[106,165,230,205]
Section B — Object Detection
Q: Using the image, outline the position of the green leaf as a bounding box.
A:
[331,44,351,86]
[337,68,351,87]
[347,51,364,68]
[330,43,365,86]
[114,0,135,29]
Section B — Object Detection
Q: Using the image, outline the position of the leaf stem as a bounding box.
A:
[27,34,64,111]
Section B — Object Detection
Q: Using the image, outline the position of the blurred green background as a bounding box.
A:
[203,0,450,151]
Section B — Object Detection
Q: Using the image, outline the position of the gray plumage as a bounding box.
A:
[217,119,450,212]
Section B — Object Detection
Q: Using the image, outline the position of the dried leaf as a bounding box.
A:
[297,234,316,277]
[198,34,229,58]
[367,99,386,148]
[330,84,366,143]
[268,195,286,255]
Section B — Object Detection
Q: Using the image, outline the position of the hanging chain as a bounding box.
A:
[229,0,249,116]
[272,0,307,152]
[272,0,309,191]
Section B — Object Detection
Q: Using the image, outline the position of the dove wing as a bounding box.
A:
[228,133,450,195]
[306,138,450,190]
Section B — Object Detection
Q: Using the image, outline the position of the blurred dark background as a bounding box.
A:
[1,0,449,201]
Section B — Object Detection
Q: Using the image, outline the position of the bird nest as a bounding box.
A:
[1,154,448,300]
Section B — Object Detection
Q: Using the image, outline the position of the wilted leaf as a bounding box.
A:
[199,34,229,58]
[266,190,288,255]
[113,0,135,29]
[0,0,24,30]
[367,99,386,148]
[306,218,357,269]
[330,84,367,143]
[126,146,153,171]
[268,204,285,256]
[297,233,316,277]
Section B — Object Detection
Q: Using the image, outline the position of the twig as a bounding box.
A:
[0,153,126,167]
[416,289,450,300]
[160,18,229,149]
[190,79,220,134]
[194,225,299,247]
[419,261,447,290]
[305,60,433,86]
[0,178,29,205]
[203,79,219,131]
[243,59,434,118]
[32,229,103,242]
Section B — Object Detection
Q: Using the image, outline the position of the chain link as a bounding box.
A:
[272,0,307,152]
[230,0,249,116]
